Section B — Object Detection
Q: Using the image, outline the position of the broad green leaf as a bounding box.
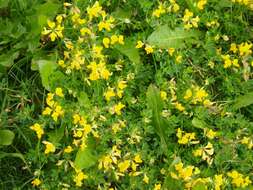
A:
[147,26,200,49]
[36,60,57,90]
[192,118,207,129]
[0,51,19,67]
[48,127,65,144]
[115,38,141,64]
[0,151,25,162]
[233,91,253,110]
[0,130,15,146]
[146,84,168,155]
[74,147,97,170]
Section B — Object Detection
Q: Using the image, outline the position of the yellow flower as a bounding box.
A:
[55,87,64,97]
[41,20,64,41]
[30,123,44,139]
[175,55,182,63]
[64,145,73,153]
[152,4,166,18]
[43,141,56,154]
[205,128,217,139]
[73,114,81,125]
[197,0,207,10]
[168,48,175,56]
[184,89,192,100]
[87,1,102,21]
[110,35,118,45]
[73,170,88,187]
[104,87,116,101]
[174,102,185,112]
[31,178,41,187]
[160,91,167,101]
[118,35,124,45]
[118,160,131,173]
[214,174,223,190]
[103,37,110,48]
[118,80,127,90]
[136,40,144,48]
[58,60,65,68]
[238,42,252,56]
[114,102,125,115]
[145,45,154,54]
[143,174,149,184]
[42,107,52,115]
[230,43,237,53]
[134,154,143,163]
[154,183,161,190]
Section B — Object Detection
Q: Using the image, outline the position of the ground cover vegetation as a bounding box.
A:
[1,0,253,189]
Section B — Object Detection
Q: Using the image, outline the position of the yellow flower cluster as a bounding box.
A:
[184,86,212,107]
[193,142,214,165]
[42,90,64,122]
[136,41,154,54]
[41,16,64,42]
[104,80,128,102]
[111,120,126,134]
[72,113,96,150]
[103,35,124,48]
[152,0,180,18]
[227,170,252,188]
[111,102,125,115]
[73,170,88,187]
[171,162,195,181]
[176,128,199,145]
[152,4,166,18]
[87,60,111,81]
[182,9,200,30]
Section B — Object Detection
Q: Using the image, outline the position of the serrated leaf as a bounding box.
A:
[74,147,97,170]
[147,26,200,49]
[115,38,140,64]
[233,91,253,110]
[0,130,15,146]
[146,84,168,155]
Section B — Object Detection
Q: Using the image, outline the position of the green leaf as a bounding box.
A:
[192,183,206,190]
[146,84,169,155]
[48,126,65,144]
[115,38,141,64]
[192,118,207,129]
[147,26,200,49]
[233,91,253,110]
[0,151,25,162]
[36,59,57,90]
[0,51,19,67]
[0,130,15,146]
[74,147,97,170]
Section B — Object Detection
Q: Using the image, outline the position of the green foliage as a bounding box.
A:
[1,0,253,189]
[0,129,14,146]
[147,26,200,49]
